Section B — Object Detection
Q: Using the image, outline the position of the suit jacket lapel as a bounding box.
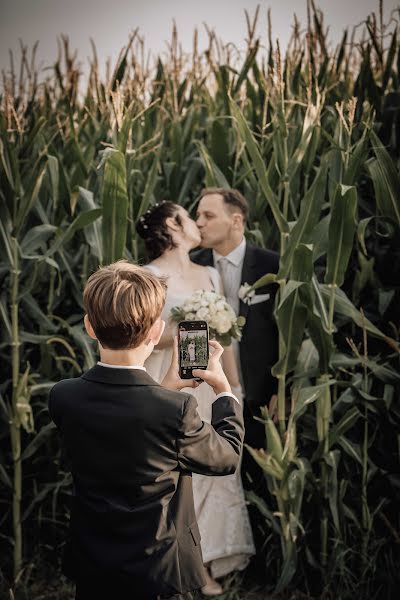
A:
[82,364,160,386]
[239,243,257,320]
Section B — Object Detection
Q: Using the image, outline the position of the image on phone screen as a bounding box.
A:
[178,321,209,379]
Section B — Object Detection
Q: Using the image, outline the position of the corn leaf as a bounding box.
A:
[273,284,308,377]
[319,285,399,351]
[325,184,357,287]
[367,129,400,225]
[101,148,128,263]
[195,140,230,188]
[279,164,327,279]
[229,98,288,233]
[46,208,102,258]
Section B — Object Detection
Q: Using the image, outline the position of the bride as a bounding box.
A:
[187,340,196,363]
[137,201,255,595]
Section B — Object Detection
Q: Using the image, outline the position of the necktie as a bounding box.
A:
[217,257,243,385]
[217,257,238,315]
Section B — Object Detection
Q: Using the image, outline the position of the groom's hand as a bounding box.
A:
[193,340,231,396]
[161,336,201,392]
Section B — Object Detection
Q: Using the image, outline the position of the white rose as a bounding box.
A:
[204,291,216,302]
[197,307,208,320]
[215,313,232,334]
[208,303,217,315]
[216,300,226,311]
[209,316,219,329]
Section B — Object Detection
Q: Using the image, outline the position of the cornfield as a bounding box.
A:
[1,1,399,598]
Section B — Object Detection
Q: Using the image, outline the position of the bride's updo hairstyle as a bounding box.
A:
[136,201,183,260]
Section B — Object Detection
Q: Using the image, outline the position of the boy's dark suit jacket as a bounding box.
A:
[48,365,244,598]
[191,242,279,442]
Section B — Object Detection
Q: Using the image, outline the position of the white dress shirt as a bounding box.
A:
[97,361,237,403]
[97,361,146,370]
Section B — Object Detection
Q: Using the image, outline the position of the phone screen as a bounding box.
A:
[178,321,209,379]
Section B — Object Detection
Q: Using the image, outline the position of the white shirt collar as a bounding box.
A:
[97,361,146,371]
[213,237,246,267]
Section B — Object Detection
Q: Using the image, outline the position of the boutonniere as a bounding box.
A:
[238,282,255,305]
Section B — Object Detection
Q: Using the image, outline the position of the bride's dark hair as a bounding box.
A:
[136,201,183,260]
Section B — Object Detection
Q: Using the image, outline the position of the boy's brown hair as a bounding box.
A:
[83,260,167,350]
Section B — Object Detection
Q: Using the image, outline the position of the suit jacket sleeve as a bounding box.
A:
[177,394,244,475]
[48,385,72,471]
[48,386,60,426]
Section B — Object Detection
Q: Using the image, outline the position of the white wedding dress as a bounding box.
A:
[144,264,255,578]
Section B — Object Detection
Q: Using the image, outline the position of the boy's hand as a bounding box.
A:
[193,340,231,396]
[161,337,201,392]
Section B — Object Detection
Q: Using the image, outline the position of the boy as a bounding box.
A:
[48,260,244,600]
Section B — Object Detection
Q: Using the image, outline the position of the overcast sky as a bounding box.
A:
[1,0,399,79]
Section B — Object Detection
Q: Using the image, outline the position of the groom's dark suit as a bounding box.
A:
[48,365,243,599]
[192,242,279,449]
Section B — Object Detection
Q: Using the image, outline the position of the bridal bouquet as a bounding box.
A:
[170,290,245,346]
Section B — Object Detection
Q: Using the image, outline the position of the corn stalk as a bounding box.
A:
[9,236,22,579]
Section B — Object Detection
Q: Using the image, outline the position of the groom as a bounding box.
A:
[192,188,279,458]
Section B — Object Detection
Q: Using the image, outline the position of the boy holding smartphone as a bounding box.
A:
[48,260,243,600]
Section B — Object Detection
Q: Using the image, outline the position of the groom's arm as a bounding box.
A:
[176,393,244,476]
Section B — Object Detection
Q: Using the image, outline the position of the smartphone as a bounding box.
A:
[178,320,209,380]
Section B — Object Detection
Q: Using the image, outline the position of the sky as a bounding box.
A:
[0,0,399,79]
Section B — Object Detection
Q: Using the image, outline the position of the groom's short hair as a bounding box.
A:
[200,188,248,220]
[83,260,167,350]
